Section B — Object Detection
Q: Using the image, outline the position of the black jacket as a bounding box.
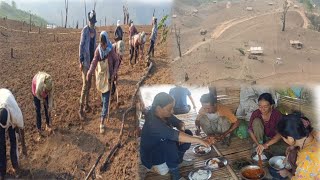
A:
[114,26,123,41]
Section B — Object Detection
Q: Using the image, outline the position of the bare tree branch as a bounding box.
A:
[64,0,69,28]
[174,24,182,57]
[281,0,290,31]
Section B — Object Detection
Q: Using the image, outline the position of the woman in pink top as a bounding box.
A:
[32,72,53,141]
[248,93,287,156]
[87,31,120,133]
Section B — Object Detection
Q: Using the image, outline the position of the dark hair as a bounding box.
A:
[277,113,312,140]
[258,93,275,105]
[200,93,216,106]
[101,35,107,44]
[152,92,174,108]
[0,108,8,125]
[291,111,313,134]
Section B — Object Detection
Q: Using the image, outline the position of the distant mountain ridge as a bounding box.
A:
[0,1,47,27]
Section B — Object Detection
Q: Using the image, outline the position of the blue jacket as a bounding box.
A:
[79,25,96,69]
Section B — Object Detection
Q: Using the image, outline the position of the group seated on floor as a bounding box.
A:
[139,90,320,180]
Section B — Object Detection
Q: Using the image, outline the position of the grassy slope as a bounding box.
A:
[0,1,47,27]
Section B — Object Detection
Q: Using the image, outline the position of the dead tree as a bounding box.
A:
[123,5,126,25]
[174,24,182,57]
[93,0,97,11]
[29,12,31,31]
[126,6,129,25]
[281,0,290,31]
[64,0,69,28]
[61,10,63,27]
[84,0,87,23]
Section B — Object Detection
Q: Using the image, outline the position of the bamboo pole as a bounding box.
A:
[211,144,239,180]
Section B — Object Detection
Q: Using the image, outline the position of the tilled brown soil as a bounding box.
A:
[0,18,172,179]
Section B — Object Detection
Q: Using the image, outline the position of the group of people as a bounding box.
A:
[78,10,158,133]
[0,8,159,179]
[0,71,54,179]
[140,89,319,180]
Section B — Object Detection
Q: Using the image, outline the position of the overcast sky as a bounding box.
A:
[1,0,172,26]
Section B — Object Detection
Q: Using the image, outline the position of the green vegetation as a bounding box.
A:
[300,0,314,11]
[236,48,245,56]
[0,1,48,27]
[158,15,169,44]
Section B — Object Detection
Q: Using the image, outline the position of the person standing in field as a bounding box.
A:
[147,17,158,57]
[114,20,123,42]
[78,10,97,120]
[87,31,120,134]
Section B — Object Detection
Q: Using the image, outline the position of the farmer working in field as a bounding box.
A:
[0,89,27,179]
[169,85,196,115]
[79,10,97,120]
[114,20,123,42]
[130,31,147,65]
[32,71,54,141]
[87,31,120,134]
[147,17,158,58]
[128,20,138,58]
[140,92,210,180]
[195,93,240,146]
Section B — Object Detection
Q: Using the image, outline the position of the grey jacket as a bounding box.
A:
[79,25,96,69]
[150,24,158,42]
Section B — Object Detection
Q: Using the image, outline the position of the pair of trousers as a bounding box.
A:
[100,82,116,120]
[130,45,138,65]
[252,118,287,155]
[34,96,50,130]
[151,130,193,180]
[80,67,92,107]
[148,40,155,56]
[0,111,18,177]
[173,105,191,115]
[199,116,231,136]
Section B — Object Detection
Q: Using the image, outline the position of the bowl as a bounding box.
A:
[240,165,266,180]
[269,156,292,170]
[188,169,212,180]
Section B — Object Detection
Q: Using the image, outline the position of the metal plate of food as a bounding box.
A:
[192,145,212,155]
[269,156,292,170]
[205,157,228,170]
[188,169,212,180]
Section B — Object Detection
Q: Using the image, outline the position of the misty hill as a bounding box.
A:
[12,0,171,28]
[0,1,47,27]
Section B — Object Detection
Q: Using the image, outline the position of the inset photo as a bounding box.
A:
[137,85,320,180]
[170,0,320,86]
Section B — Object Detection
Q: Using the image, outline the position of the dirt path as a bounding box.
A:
[174,5,309,61]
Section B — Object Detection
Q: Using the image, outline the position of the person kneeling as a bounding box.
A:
[140,92,209,180]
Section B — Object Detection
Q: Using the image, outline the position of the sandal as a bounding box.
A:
[100,124,105,134]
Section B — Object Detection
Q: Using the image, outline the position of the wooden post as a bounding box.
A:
[174,24,182,57]
[29,12,32,32]
[11,48,13,58]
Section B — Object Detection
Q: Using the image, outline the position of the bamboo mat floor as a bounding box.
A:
[138,111,282,180]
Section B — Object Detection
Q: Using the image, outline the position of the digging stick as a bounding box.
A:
[106,77,114,122]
